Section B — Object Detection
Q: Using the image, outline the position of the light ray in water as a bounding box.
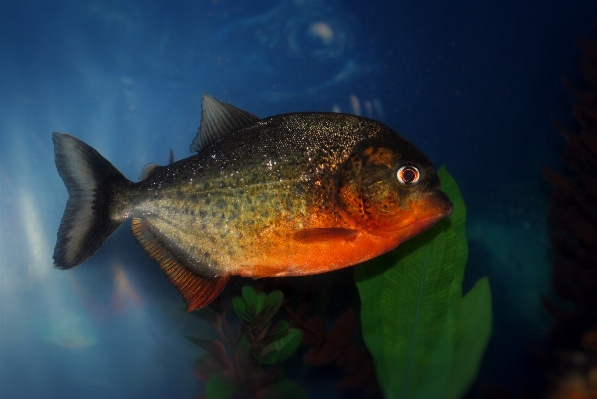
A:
[19,187,52,279]
[332,94,384,119]
[202,0,379,104]
[112,263,143,312]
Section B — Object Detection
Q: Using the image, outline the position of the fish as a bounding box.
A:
[52,94,453,311]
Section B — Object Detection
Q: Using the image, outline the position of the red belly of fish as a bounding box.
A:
[233,205,446,278]
[235,230,398,278]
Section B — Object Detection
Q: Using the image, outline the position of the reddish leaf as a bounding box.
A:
[187,338,234,376]
[303,310,356,366]
[543,167,574,191]
[550,114,576,140]
[557,233,597,266]
[304,339,341,366]
[326,308,356,349]
[249,370,285,394]
[578,268,597,289]
[551,257,581,301]
[336,344,360,373]
[564,134,583,165]
[549,204,570,231]
[577,35,597,61]
[580,60,597,81]
[336,347,380,395]
[286,303,311,332]
[567,207,597,247]
[195,353,229,382]
[299,316,326,345]
[541,295,575,322]
[580,171,597,198]
[336,364,373,392]
[549,232,566,253]
[193,306,223,334]
[581,128,597,155]
[288,303,380,394]
[208,340,233,372]
[572,191,597,224]
[560,76,596,105]
[583,146,597,171]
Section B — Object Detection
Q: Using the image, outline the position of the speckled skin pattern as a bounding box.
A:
[109,112,451,279]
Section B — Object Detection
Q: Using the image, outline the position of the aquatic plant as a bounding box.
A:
[187,285,304,399]
[542,29,597,399]
[287,303,380,395]
[354,166,492,399]
[543,31,597,347]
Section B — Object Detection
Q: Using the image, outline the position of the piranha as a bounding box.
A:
[52,95,453,311]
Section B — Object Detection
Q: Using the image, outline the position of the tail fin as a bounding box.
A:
[52,133,129,269]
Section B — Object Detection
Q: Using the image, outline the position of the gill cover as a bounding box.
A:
[337,142,428,233]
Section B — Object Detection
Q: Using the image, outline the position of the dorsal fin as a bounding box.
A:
[190,94,260,153]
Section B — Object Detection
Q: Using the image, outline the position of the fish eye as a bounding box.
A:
[397,165,420,185]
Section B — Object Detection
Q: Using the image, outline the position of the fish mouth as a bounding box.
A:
[380,189,453,243]
[411,189,453,230]
[421,189,453,219]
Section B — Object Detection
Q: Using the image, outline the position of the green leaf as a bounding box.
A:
[264,320,289,344]
[232,296,254,324]
[255,291,267,314]
[206,371,239,399]
[257,378,307,399]
[261,290,284,322]
[261,328,302,362]
[355,166,492,399]
[240,285,268,315]
[242,285,258,312]
[446,277,492,398]
[252,348,280,365]
[277,328,302,361]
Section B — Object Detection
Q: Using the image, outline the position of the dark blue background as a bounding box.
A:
[1,1,595,398]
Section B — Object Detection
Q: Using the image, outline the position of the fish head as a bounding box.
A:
[337,134,453,244]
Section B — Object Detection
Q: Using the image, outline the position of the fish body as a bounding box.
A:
[53,95,452,311]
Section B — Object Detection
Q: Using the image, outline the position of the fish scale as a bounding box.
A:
[126,115,360,259]
[52,94,452,311]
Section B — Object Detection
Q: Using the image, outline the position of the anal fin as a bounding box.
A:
[131,218,228,311]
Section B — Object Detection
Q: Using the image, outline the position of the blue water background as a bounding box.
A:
[1,1,596,398]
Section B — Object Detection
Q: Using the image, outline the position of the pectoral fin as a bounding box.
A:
[131,218,228,311]
[292,228,359,243]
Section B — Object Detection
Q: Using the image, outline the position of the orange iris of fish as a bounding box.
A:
[52,94,453,311]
